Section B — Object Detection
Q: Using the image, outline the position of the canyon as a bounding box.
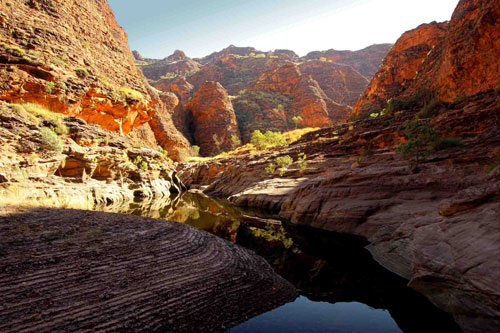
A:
[136,43,390,153]
[0,0,499,332]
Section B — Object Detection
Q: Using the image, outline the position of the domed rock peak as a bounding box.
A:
[167,50,188,61]
[185,82,240,156]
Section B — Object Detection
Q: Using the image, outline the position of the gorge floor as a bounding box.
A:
[108,191,461,332]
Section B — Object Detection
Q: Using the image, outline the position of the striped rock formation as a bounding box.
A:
[0,208,297,332]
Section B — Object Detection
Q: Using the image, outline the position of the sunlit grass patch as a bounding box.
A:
[119,88,145,102]
[11,103,68,135]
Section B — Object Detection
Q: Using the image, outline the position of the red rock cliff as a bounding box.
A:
[354,0,500,113]
[0,0,191,160]
[353,22,448,113]
[411,0,500,100]
[254,63,349,128]
[185,82,240,156]
[0,0,154,134]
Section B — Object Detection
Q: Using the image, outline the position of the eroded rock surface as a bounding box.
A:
[353,22,448,113]
[305,44,393,78]
[0,0,191,160]
[0,208,297,332]
[355,0,500,113]
[0,101,183,208]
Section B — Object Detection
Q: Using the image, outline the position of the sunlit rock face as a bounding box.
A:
[354,0,500,114]
[0,0,152,134]
[0,0,191,159]
[410,0,500,101]
[254,63,350,128]
[353,22,448,114]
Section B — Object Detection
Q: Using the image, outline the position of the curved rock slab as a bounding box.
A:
[0,209,296,332]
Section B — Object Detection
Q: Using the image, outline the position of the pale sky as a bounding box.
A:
[108,0,459,59]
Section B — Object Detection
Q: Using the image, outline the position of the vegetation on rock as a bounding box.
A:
[250,130,288,150]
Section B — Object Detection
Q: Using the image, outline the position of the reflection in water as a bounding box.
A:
[230,297,401,333]
[107,192,460,332]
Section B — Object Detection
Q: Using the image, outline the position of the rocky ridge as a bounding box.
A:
[0,101,183,210]
[305,43,394,78]
[0,0,191,160]
[137,43,391,154]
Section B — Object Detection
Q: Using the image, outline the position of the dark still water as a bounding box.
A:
[109,191,460,333]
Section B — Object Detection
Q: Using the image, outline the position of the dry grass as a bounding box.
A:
[187,127,319,162]
[119,88,145,102]
[13,103,68,134]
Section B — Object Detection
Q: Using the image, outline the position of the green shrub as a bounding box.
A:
[297,152,307,174]
[276,155,293,176]
[40,128,63,153]
[158,146,169,158]
[45,81,55,93]
[191,145,200,155]
[250,130,287,150]
[265,163,276,175]
[291,115,303,129]
[231,135,241,149]
[139,161,148,170]
[134,155,143,165]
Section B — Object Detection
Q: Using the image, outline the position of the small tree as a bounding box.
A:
[230,134,241,149]
[396,120,438,173]
[291,115,303,129]
[276,155,293,176]
[297,152,307,174]
[250,130,266,150]
[265,163,276,175]
[191,145,200,156]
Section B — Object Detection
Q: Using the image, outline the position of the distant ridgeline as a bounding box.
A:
[135,44,392,156]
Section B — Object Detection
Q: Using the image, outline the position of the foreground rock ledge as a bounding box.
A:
[0,208,297,332]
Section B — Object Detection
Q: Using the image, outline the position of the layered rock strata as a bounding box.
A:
[0,101,183,209]
[0,208,297,332]
[0,0,191,160]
